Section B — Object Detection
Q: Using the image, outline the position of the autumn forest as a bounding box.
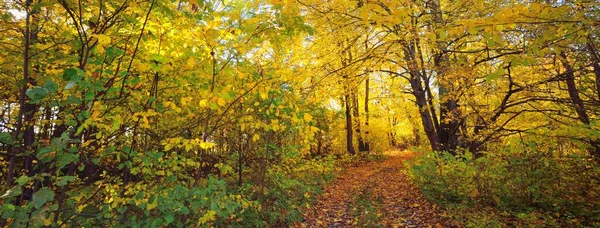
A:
[1,0,599,227]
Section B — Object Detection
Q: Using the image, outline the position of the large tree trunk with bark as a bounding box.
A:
[404,44,441,151]
[430,0,460,153]
[412,86,441,152]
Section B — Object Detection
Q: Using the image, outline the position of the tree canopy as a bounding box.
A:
[1,0,599,226]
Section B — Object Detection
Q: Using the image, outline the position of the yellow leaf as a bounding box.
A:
[94,34,111,46]
[252,134,260,142]
[200,142,215,149]
[199,99,209,108]
[310,126,319,133]
[77,204,86,213]
[137,63,152,72]
[259,91,268,100]
[43,217,52,226]
[237,71,246,79]
[246,17,259,26]
[217,97,226,106]
[198,210,217,225]
[181,97,192,107]
[139,115,150,129]
[186,58,195,68]
[92,34,111,54]
[304,113,313,122]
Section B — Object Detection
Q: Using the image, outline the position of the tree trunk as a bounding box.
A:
[388,116,397,147]
[404,44,441,151]
[408,114,421,147]
[439,98,460,153]
[430,0,459,153]
[413,87,441,152]
[7,0,37,191]
[345,94,356,155]
[560,53,590,125]
[352,91,367,152]
[364,76,370,152]
[559,52,599,162]
[593,61,600,102]
[587,41,600,102]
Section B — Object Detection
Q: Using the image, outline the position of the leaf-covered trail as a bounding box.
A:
[298,151,454,227]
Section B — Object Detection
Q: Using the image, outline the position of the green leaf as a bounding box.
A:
[180,206,190,215]
[26,87,48,103]
[106,46,125,58]
[150,54,167,63]
[62,68,77,81]
[36,147,54,162]
[56,176,77,187]
[56,152,79,170]
[485,68,504,83]
[151,218,163,227]
[0,132,12,145]
[32,188,55,209]
[84,91,95,101]
[486,36,496,46]
[0,186,22,199]
[210,102,219,110]
[226,203,235,213]
[16,175,31,186]
[43,80,59,93]
[62,68,83,81]
[1,13,11,21]
[164,214,175,224]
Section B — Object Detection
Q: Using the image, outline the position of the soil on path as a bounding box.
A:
[298,151,455,227]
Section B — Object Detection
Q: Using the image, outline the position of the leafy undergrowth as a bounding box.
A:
[409,142,600,227]
[298,150,455,227]
[241,153,341,227]
[1,151,340,227]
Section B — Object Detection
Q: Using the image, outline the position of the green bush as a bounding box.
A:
[1,151,340,227]
[1,175,258,227]
[241,154,339,226]
[409,142,600,226]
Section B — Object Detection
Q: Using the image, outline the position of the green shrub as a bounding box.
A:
[242,154,339,226]
[0,151,340,227]
[409,142,600,226]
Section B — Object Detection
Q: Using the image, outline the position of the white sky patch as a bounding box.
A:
[327,98,341,111]
[8,8,26,20]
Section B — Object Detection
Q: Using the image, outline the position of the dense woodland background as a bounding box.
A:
[1,0,599,226]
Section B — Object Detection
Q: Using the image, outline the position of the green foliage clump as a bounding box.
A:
[1,151,340,227]
[1,174,257,227]
[241,153,340,226]
[409,141,600,227]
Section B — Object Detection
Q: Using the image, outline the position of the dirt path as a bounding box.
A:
[298,151,454,227]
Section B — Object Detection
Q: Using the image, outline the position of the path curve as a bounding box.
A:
[298,151,454,227]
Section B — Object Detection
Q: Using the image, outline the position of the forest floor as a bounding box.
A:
[298,151,456,227]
